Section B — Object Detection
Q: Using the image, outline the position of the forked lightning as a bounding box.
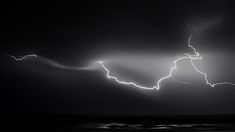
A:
[98,36,235,90]
[8,36,235,90]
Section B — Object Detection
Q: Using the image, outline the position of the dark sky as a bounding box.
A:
[1,0,235,115]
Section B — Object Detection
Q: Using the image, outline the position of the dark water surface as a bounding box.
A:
[78,123,235,132]
[4,114,235,131]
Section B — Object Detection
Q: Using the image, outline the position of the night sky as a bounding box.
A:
[1,0,235,116]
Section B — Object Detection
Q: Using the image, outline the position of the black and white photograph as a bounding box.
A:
[2,0,235,131]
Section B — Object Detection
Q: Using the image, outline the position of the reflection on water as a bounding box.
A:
[79,122,235,131]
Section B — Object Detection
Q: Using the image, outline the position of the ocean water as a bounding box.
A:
[77,122,235,131]
[4,114,235,131]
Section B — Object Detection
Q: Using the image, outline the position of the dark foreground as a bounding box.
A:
[3,113,235,131]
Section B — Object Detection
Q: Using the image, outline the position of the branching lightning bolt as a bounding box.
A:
[98,35,235,90]
[185,36,235,87]
[8,35,235,90]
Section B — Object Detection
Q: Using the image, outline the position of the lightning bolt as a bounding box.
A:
[98,35,235,90]
[7,54,38,61]
[185,36,235,87]
[7,35,235,90]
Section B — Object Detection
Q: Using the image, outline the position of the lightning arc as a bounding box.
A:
[98,35,235,90]
[7,54,38,61]
[8,35,235,90]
